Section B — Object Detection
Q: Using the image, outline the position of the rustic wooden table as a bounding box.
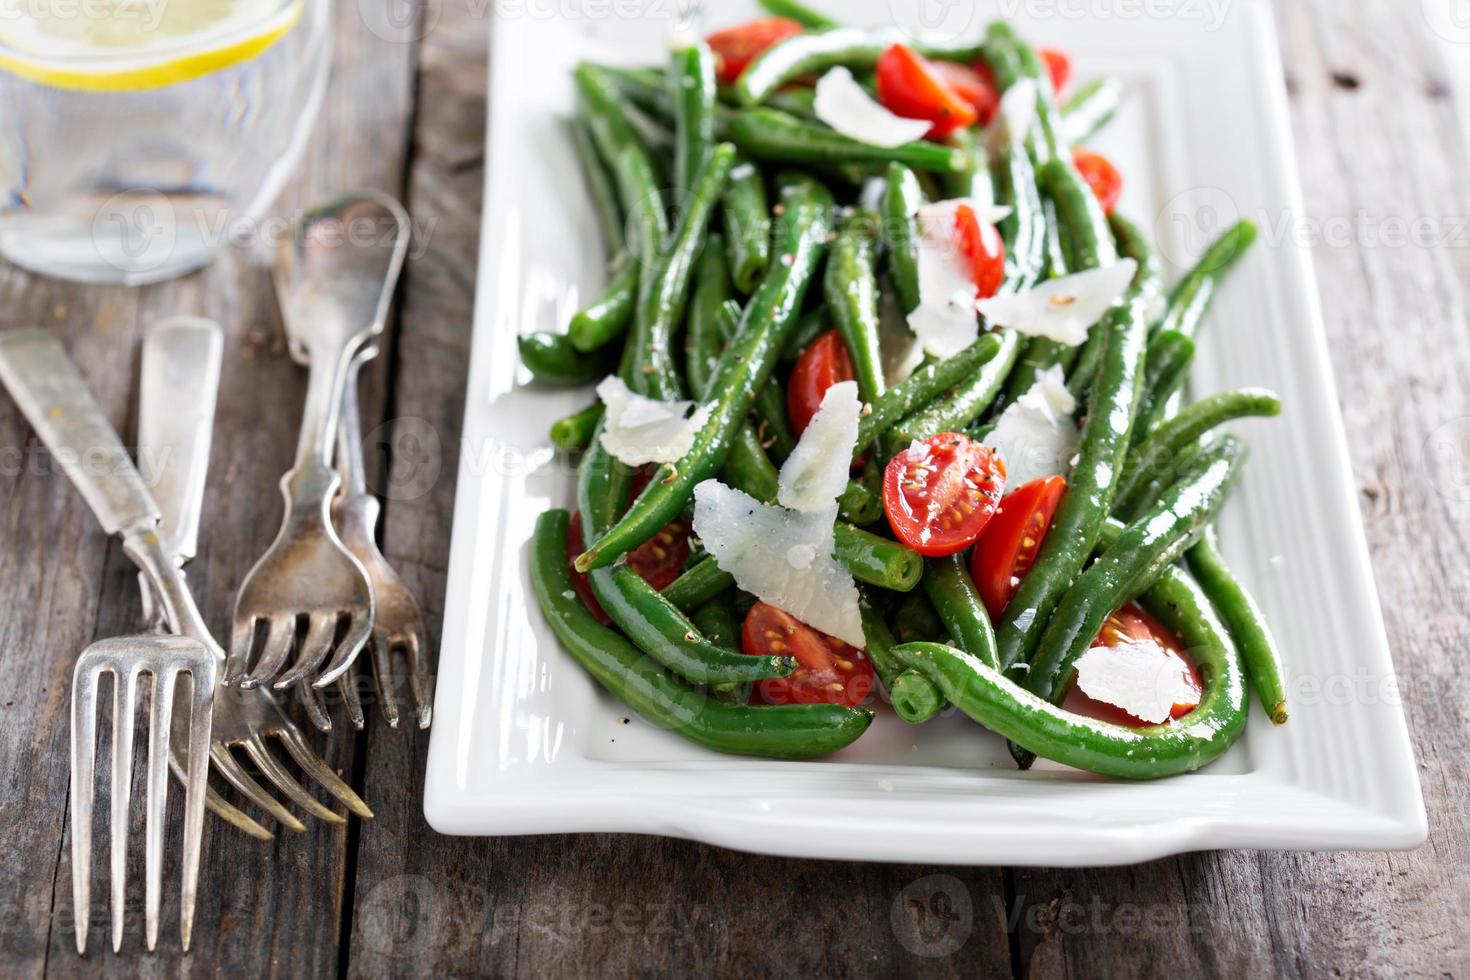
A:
[3,1,1466,976]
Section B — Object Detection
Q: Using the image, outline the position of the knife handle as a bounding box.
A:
[0,328,159,537]
[138,316,223,564]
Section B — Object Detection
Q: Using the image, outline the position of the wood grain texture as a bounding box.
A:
[1,1,1467,977]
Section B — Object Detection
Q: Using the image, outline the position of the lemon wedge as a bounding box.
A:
[0,0,303,92]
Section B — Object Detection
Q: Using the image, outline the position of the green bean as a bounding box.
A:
[722,155,772,293]
[835,523,923,592]
[858,597,903,691]
[690,591,740,650]
[752,383,798,461]
[533,511,874,759]
[722,425,783,503]
[1131,329,1196,444]
[782,305,831,364]
[550,402,604,451]
[734,28,985,106]
[1067,213,1163,400]
[894,590,945,644]
[1023,436,1247,706]
[991,134,1047,293]
[1114,388,1281,514]
[853,334,1003,459]
[1186,526,1288,725]
[1155,220,1258,341]
[837,476,883,525]
[518,331,617,385]
[571,117,625,255]
[671,42,717,194]
[575,63,668,264]
[825,209,886,403]
[1041,198,1070,280]
[881,163,924,313]
[758,0,838,28]
[569,259,638,352]
[890,668,945,724]
[1042,156,1118,271]
[1061,76,1126,145]
[727,109,966,173]
[662,556,733,612]
[941,127,991,202]
[577,174,833,571]
[982,23,1065,164]
[886,331,1023,449]
[705,281,797,464]
[923,554,1000,671]
[686,234,732,397]
[891,552,1248,778]
[632,143,736,399]
[1113,438,1208,524]
[994,295,1149,675]
[593,63,674,121]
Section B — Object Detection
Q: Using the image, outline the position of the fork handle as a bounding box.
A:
[0,329,160,537]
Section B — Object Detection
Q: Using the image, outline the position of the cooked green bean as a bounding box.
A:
[550,402,604,451]
[727,109,967,173]
[722,155,772,293]
[853,334,1003,459]
[887,332,1023,450]
[518,331,617,385]
[631,142,736,399]
[782,306,831,364]
[941,127,991,202]
[1068,213,1163,399]
[576,173,833,572]
[992,133,1047,292]
[1114,388,1281,513]
[758,0,838,28]
[533,511,874,759]
[837,476,883,525]
[1023,436,1247,706]
[571,116,625,255]
[569,259,638,353]
[662,555,733,612]
[994,296,1149,675]
[923,554,1000,671]
[1061,77,1125,145]
[671,42,717,194]
[825,209,886,403]
[881,163,924,313]
[1186,526,1288,725]
[835,523,923,592]
[1155,220,1259,340]
[575,63,668,264]
[687,234,733,397]
[1131,328,1196,443]
[733,28,986,106]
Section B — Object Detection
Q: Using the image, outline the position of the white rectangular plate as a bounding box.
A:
[424,0,1426,864]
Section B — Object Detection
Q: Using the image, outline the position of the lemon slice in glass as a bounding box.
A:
[0,0,303,92]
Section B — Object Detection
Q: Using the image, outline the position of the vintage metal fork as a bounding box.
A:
[0,329,215,954]
[227,191,410,692]
[136,318,374,835]
[333,343,434,728]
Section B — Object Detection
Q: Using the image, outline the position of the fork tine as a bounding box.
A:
[179,658,216,953]
[403,623,433,730]
[341,664,366,732]
[208,745,307,833]
[241,617,297,690]
[274,613,341,691]
[204,786,275,841]
[238,736,345,824]
[301,682,334,733]
[224,617,258,686]
[310,611,371,690]
[366,628,400,729]
[70,660,101,956]
[144,667,179,952]
[110,665,140,953]
[275,727,374,820]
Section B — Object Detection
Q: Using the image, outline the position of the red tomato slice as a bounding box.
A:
[566,510,611,625]
[1073,148,1123,215]
[970,475,1066,621]
[954,202,1006,300]
[742,602,874,707]
[883,433,1006,557]
[1062,602,1204,727]
[787,329,855,436]
[1039,47,1072,96]
[931,61,1000,125]
[875,44,977,140]
[706,17,804,85]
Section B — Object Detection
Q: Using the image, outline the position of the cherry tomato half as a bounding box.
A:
[954,202,1006,301]
[742,602,874,707]
[1062,602,1203,727]
[788,329,855,436]
[875,44,977,140]
[883,433,1006,557]
[1073,148,1123,215]
[970,475,1066,621]
[1039,47,1072,96]
[706,17,804,85]
[931,60,1000,125]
